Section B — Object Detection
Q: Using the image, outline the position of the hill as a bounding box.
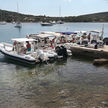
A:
[0,9,108,22]
[64,12,108,22]
[0,9,58,22]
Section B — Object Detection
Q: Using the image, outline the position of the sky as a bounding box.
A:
[0,0,108,16]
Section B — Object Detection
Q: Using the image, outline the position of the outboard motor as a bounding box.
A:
[55,46,68,58]
[91,40,97,44]
[82,40,88,47]
[103,38,108,45]
[55,46,61,56]
[61,46,68,58]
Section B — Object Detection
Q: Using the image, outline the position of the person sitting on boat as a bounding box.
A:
[13,41,17,51]
[88,33,91,42]
[34,41,38,51]
[50,41,54,49]
[26,41,31,51]
[44,38,47,44]
[52,37,56,43]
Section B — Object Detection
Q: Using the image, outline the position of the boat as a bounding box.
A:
[15,21,22,28]
[0,11,6,25]
[0,38,49,65]
[57,6,64,24]
[14,3,22,28]
[28,33,58,60]
[40,22,53,26]
[57,20,64,24]
[28,32,73,58]
[74,29,104,48]
[0,21,6,25]
[0,38,37,65]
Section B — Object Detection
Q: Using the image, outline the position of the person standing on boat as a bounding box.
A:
[88,33,91,42]
[13,41,17,51]
[26,41,31,51]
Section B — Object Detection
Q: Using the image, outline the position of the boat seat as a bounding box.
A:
[5,46,13,52]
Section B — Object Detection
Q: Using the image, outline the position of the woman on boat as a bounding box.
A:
[26,41,31,51]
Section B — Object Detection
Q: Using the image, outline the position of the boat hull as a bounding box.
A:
[0,50,36,65]
[40,23,53,26]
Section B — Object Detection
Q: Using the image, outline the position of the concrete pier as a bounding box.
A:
[93,58,108,65]
[70,45,108,59]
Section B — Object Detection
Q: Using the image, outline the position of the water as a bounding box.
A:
[0,23,108,108]
[0,22,108,42]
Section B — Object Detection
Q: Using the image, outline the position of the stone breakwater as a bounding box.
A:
[70,45,108,59]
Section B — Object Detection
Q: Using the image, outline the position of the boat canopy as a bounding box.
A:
[12,38,36,42]
[36,33,56,38]
[60,32,77,35]
[75,31,87,33]
[89,30,101,33]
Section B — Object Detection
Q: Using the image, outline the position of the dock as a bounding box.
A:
[70,45,108,59]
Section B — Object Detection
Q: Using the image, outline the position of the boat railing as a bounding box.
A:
[2,42,13,47]
[2,42,13,52]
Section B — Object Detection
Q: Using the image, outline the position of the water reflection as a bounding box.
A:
[17,27,22,33]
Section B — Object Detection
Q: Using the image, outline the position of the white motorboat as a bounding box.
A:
[40,22,53,26]
[14,3,22,28]
[0,38,49,65]
[36,49,57,61]
[0,21,6,25]
[28,33,58,59]
[57,20,64,24]
[75,29,104,48]
[28,32,73,58]
[0,43,36,65]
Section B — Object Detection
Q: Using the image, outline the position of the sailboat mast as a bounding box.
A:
[101,24,104,40]
[59,5,61,18]
[59,5,62,20]
[17,2,19,14]
[15,2,22,28]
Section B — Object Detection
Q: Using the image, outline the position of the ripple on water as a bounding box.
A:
[0,54,108,107]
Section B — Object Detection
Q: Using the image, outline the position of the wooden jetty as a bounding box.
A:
[70,45,108,59]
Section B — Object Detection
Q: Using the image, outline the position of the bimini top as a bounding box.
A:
[41,31,61,37]
[36,33,56,38]
[60,32,77,35]
[75,31,87,34]
[89,30,101,33]
[12,38,36,42]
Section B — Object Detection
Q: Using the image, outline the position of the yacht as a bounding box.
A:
[57,20,64,24]
[14,3,22,28]
[40,22,53,26]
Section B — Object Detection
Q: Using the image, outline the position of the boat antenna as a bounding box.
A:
[59,5,61,18]
[101,24,104,40]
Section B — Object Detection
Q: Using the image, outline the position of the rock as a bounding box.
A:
[101,101,108,106]
[93,58,108,66]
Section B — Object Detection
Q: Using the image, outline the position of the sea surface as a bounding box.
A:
[0,23,108,108]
